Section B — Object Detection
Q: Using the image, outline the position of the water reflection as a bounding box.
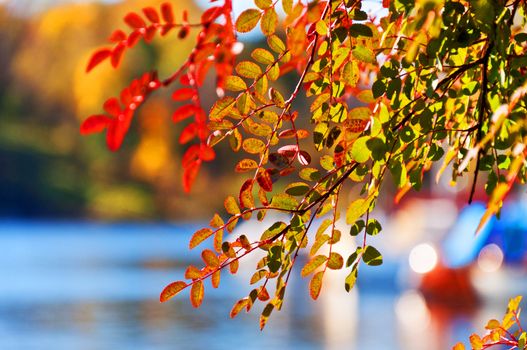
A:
[0,221,522,349]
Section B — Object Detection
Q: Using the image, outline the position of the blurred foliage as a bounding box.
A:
[0,0,254,220]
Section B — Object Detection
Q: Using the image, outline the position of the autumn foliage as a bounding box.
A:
[82,0,527,342]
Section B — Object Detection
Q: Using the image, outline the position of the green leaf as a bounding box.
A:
[299,168,321,181]
[344,268,358,292]
[351,136,371,163]
[270,194,298,210]
[285,182,310,196]
[349,220,365,236]
[301,255,327,277]
[225,75,247,91]
[362,245,383,266]
[352,45,376,64]
[235,9,261,33]
[366,219,382,236]
[349,23,373,37]
[236,61,262,79]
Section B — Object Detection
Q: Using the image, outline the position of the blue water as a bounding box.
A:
[0,221,511,350]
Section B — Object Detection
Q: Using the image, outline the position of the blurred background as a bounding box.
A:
[0,0,526,349]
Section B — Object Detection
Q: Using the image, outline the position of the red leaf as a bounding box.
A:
[86,48,111,72]
[142,7,160,23]
[161,2,174,23]
[108,30,126,43]
[182,145,200,168]
[173,104,197,123]
[277,144,299,159]
[298,150,312,166]
[111,44,126,68]
[179,123,198,144]
[201,6,222,24]
[106,112,132,151]
[127,31,142,48]
[103,98,121,116]
[257,170,273,192]
[183,160,201,193]
[199,145,216,162]
[124,12,146,29]
[172,88,195,101]
[144,26,157,43]
[80,115,112,135]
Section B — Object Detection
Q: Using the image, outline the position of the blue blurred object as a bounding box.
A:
[442,202,494,268]
[442,198,527,268]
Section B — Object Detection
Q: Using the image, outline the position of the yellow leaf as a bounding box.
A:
[189,228,214,249]
[301,255,327,277]
[235,9,261,33]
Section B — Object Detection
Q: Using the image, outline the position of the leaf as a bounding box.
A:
[225,75,247,92]
[327,252,344,270]
[267,34,286,54]
[251,48,275,65]
[124,12,146,29]
[172,104,197,122]
[172,88,195,101]
[242,138,266,154]
[230,298,249,318]
[469,334,483,350]
[86,49,112,72]
[210,96,236,121]
[309,271,324,300]
[80,115,111,135]
[362,245,383,266]
[190,281,204,308]
[250,270,268,284]
[351,136,371,163]
[202,249,219,268]
[211,270,221,288]
[344,268,358,292]
[285,182,310,196]
[452,343,465,350]
[352,46,376,64]
[224,196,240,215]
[235,9,262,33]
[261,8,278,36]
[142,7,160,23]
[185,265,203,280]
[349,23,373,37]
[236,61,262,79]
[270,194,298,210]
[255,0,272,9]
[160,2,174,23]
[189,228,214,249]
[239,179,255,208]
[160,281,187,302]
[235,159,259,172]
[346,197,373,225]
[301,255,327,277]
[183,160,201,193]
[269,88,285,108]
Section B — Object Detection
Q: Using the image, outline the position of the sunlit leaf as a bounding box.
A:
[236,9,262,33]
[309,271,324,300]
[301,255,327,277]
[160,281,187,302]
[190,281,204,308]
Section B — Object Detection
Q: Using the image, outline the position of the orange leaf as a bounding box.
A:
[224,196,241,215]
[239,179,255,208]
[160,281,187,302]
[190,281,204,308]
[309,271,324,300]
[80,115,111,135]
[201,249,219,268]
[189,228,214,249]
[230,298,249,318]
[184,265,203,280]
[86,48,111,73]
[211,270,221,288]
[257,169,273,192]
